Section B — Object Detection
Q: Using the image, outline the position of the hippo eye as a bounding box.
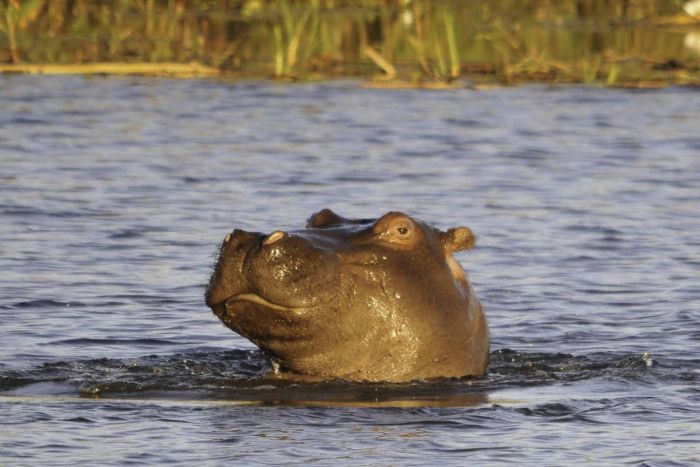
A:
[373,213,417,248]
[390,222,414,242]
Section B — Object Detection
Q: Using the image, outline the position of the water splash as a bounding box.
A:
[0,349,667,407]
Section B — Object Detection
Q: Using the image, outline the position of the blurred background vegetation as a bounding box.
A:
[1,0,699,85]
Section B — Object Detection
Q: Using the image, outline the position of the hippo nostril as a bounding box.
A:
[263,230,286,246]
[224,229,248,248]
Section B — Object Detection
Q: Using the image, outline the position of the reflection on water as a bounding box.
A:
[0,76,699,465]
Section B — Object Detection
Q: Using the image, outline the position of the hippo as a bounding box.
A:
[205,209,489,383]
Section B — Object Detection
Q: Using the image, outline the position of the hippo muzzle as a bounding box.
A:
[205,209,489,383]
[206,229,340,310]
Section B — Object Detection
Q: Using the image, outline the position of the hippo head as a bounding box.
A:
[205,209,489,382]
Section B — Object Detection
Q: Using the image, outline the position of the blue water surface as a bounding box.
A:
[1,76,698,465]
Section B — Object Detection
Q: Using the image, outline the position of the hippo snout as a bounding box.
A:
[204,228,261,309]
[206,227,340,311]
[248,232,340,309]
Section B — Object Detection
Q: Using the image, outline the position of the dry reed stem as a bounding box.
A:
[363,46,396,78]
[0,62,220,76]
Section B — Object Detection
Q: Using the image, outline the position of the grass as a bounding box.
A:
[0,0,698,86]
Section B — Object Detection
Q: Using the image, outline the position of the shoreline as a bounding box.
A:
[1,61,698,89]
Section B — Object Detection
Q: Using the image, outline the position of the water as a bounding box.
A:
[1,76,698,465]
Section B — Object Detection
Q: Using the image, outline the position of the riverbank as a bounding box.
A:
[1,0,699,87]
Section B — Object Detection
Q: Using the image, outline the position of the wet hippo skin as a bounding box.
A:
[205,209,489,383]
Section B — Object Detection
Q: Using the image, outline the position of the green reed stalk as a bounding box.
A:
[444,11,460,79]
[273,23,284,76]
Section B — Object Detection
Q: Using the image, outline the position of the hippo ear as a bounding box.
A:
[307,208,345,228]
[443,227,476,253]
[307,209,375,228]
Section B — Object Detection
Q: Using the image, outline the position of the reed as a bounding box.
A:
[0,0,697,86]
[444,11,459,80]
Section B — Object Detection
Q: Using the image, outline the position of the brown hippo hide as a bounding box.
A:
[205,209,489,383]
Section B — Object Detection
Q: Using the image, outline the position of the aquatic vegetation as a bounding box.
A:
[0,0,698,86]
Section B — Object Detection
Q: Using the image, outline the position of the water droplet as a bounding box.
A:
[394,292,401,299]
